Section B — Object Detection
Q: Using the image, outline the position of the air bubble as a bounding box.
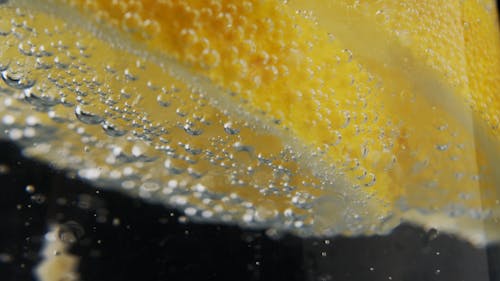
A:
[140,182,160,193]
[0,253,13,263]
[102,121,127,137]
[156,93,171,107]
[223,122,240,135]
[435,144,449,151]
[18,41,35,56]
[75,106,104,125]
[2,114,15,125]
[200,48,220,68]
[1,69,36,90]
[255,205,278,222]
[124,68,137,81]
[8,128,23,140]
[164,158,186,174]
[184,207,197,216]
[30,193,46,204]
[58,221,85,244]
[78,168,101,180]
[25,184,35,193]
[23,88,59,108]
[291,192,314,209]
[183,121,203,136]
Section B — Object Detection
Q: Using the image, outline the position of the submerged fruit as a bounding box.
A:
[2,0,500,244]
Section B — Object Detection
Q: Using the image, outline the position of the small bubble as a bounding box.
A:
[255,205,278,222]
[291,192,313,209]
[201,210,213,218]
[124,68,137,81]
[75,106,104,125]
[77,194,93,209]
[1,69,36,90]
[176,106,188,117]
[0,164,10,175]
[0,253,13,263]
[8,129,23,140]
[184,207,197,216]
[121,180,135,190]
[183,122,203,136]
[18,42,34,56]
[25,115,39,126]
[31,194,46,204]
[341,111,351,128]
[156,94,171,107]
[23,88,59,108]
[426,228,439,241]
[164,159,185,175]
[102,121,127,137]
[140,182,160,193]
[200,48,220,68]
[342,48,353,62]
[223,122,240,135]
[178,216,188,223]
[293,220,304,228]
[2,115,15,125]
[59,221,84,244]
[435,144,449,151]
[78,168,101,180]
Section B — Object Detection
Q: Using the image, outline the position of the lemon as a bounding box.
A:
[2,0,500,244]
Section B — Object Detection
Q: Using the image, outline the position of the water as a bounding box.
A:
[0,0,498,259]
[0,148,498,281]
[0,3,332,239]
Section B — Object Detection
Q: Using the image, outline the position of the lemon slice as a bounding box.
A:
[2,0,500,244]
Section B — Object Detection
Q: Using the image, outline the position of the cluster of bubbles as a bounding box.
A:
[0,5,375,237]
[1,2,499,244]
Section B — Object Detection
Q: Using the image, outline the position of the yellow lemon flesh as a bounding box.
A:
[2,0,499,244]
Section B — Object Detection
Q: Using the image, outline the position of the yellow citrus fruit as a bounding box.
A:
[3,0,500,243]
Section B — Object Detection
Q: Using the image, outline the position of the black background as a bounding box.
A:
[0,140,498,281]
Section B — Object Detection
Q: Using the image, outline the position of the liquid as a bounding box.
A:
[0,1,499,247]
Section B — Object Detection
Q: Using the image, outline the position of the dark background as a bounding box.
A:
[0,139,499,281]
[1,1,500,280]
